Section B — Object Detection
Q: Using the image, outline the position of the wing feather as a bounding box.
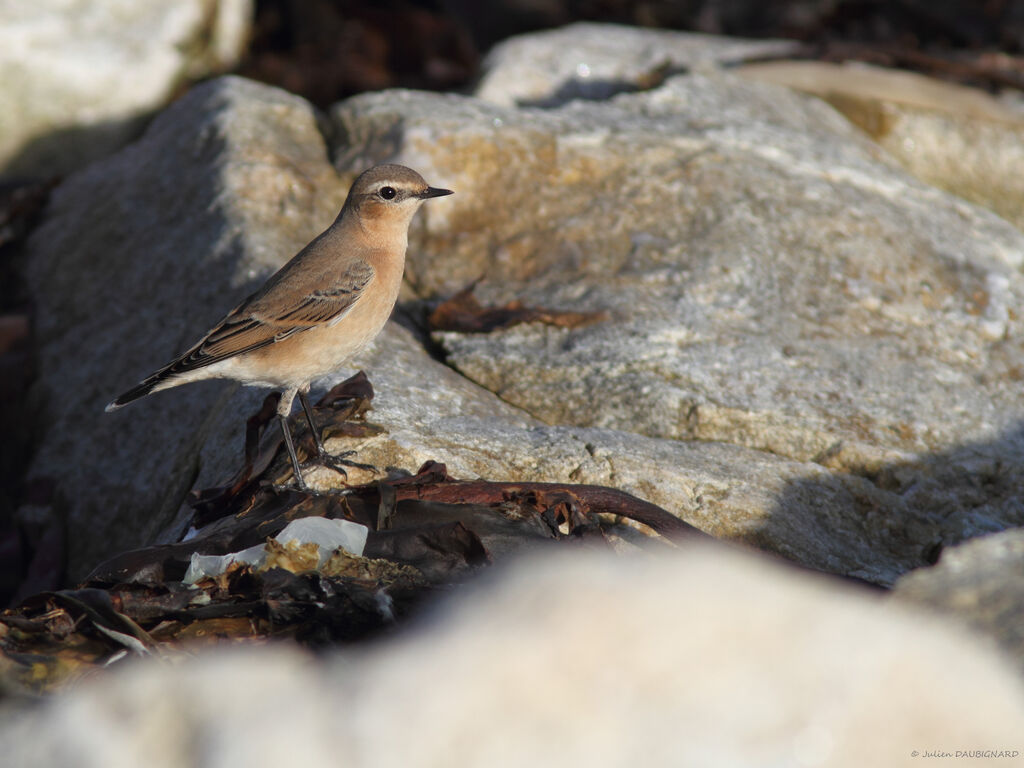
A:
[159,259,375,377]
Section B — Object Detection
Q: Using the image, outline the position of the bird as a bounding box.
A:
[106,163,453,491]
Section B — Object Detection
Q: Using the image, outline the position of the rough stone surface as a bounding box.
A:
[892,529,1024,673]
[334,82,1024,463]
[330,75,1024,566]
[331,330,937,585]
[737,60,1024,231]
[476,22,799,107]
[3,546,1024,767]
[0,0,253,178]
[23,76,346,579]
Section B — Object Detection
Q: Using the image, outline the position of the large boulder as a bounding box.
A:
[334,71,1024,471]
[331,65,1024,581]
[0,0,252,178]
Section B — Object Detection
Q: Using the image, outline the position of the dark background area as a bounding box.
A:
[236,0,1024,106]
[2,0,1023,607]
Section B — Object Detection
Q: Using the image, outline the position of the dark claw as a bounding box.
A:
[296,390,376,485]
[300,449,376,485]
[269,480,353,498]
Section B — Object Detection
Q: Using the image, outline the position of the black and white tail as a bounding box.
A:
[104,365,182,412]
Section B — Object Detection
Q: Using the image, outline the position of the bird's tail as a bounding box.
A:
[105,368,179,412]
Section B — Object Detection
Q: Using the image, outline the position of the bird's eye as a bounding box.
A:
[379,186,397,200]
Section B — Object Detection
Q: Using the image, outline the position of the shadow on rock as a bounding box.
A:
[1,114,152,182]
[764,422,1024,586]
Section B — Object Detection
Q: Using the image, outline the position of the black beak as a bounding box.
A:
[418,186,454,199]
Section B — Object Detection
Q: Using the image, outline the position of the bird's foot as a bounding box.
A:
[300,449,376,485]
[268,475,355,497]
[270,480,308,495]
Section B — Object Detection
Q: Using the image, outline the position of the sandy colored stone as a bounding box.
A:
[330,76,1024,564]
[737,60,1024,230]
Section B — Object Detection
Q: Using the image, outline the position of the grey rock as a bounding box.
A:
[476,22,800,107]
[4,546,1024,767]
[345,336,933,584]
[892,528,1024,673]
[24,76,346,579]
[0,0,253,178]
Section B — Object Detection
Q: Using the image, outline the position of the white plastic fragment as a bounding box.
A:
[182,518,368,584]
[274,517,368,568]
[182,544,266,585]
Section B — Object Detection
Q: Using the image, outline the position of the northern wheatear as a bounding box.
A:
[107,164,452,491]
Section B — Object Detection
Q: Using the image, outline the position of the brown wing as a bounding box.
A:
[160,259,375,377]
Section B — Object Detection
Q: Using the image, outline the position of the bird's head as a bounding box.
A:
[345,164,453,230]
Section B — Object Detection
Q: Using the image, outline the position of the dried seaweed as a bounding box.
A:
[0,372,700,694]
[428,281,608,334]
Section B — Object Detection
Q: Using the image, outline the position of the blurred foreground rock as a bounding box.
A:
[0,0,252,178]
[893,529,1024,674]
[3,546,1023,767]
[19,26,1024,589]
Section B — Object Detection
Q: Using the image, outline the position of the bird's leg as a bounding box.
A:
[276,413,309,492]
[271,385,312,493]
[298,390,375,480]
